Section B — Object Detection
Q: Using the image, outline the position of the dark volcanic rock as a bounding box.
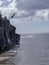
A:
[0,12,20,53]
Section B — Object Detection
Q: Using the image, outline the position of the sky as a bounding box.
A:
[0,0,49,34]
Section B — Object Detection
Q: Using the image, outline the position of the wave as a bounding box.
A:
[0,57,10,61]
[8,50,17,53]
[21,35,34,38]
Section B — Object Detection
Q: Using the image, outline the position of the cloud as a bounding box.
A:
[0,1,3,6]
[16,0,49,11]
[0,7,49,23]
[13,9,49,21]
[0,0,18,18]
[1,0,49,10]
[8,0,17,8]
[0,0,49,34]
[32,9,49,21]
[0,7,17,18]
[7,0,12,2]
[14,10,35,18]
[0,0,13,7]
[0,0,49,23]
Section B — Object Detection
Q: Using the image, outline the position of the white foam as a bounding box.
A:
[0,57,10,61]
[8,50,17,53]
[21,35,34,38]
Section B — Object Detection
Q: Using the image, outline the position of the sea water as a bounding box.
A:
[0,33,49,65]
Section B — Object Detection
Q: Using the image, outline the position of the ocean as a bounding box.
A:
[0,33,49,65]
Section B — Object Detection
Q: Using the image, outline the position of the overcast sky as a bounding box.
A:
[0,0,49,34]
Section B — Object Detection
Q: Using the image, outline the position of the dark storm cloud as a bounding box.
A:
[16,0,49,11]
